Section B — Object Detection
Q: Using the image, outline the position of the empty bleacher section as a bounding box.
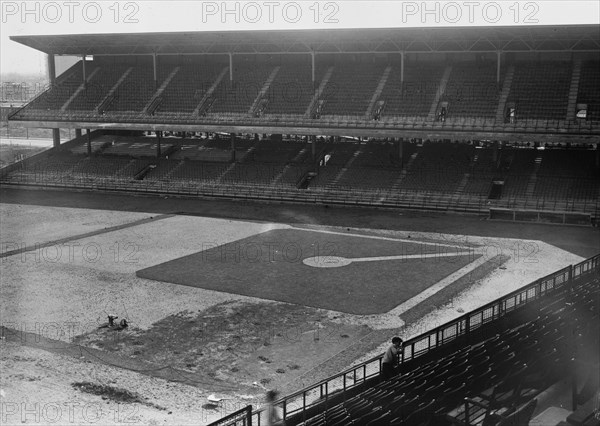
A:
[263,60,320,116]
[442,62,501,119]
[16,63,85,114]
[146,160,229,185]
[155,58,226,115]
[69,136,111,155]
[379,63,445,118]
[508,62,572,120]
[534,148,600,200]
[577,61,600,121]
[7,54,600,131]
[66,63,130,112]
[99,135,173,158]
[219,255,599,426]
[499,148,538,199]
[6,150,149,183]
[400,141,474,193]
[167,136,251,162]
[207,60,274,115]
[105,62,157,113]
[217,139,306,186]
[243,139,304,164]
[318,61,386,117]
[462,147,498,196]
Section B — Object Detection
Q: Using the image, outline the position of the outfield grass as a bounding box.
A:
[137,229,481,315]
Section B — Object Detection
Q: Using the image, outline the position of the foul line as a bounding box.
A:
[289,226,475,251]
[389,254,491,317]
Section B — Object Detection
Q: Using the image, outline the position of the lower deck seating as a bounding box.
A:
[4,137,599,215]
[293,276,599,426]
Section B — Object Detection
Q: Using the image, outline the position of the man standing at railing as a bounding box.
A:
[264,390,284,426]
[381,336,403,380]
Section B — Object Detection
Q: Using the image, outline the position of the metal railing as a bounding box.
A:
[207,405,252,426]
[10,107,600,135]
[2,171,598,218]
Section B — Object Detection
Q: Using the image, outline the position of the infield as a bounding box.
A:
[136,228,481,315]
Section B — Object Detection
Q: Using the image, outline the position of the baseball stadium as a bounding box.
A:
[1,21,599,426]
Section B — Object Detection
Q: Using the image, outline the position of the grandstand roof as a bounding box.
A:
[11,25,600,56]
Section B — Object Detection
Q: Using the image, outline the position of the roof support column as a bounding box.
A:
[47,53,56,84]
[229,53,233,82]
[156,131,162,158]
[86,129,92,156]
[82,55,87,88]
[231,133,236,162]
[496,51,501,84]
[311,51,315,87]
[400,51,405,84]
[398,139,404,168]
[47,53,60,149]
[153,53,158,89]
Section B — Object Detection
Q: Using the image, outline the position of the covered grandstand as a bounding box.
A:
[2,25,599,223]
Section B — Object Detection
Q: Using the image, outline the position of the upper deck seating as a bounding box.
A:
[508,62,572,120]
[208,64,274,114]
[66,64,130,111]
[577,61,600,121]
[19,63,85,113]
[442,62,501,118]
[155,63,224,114]
[380,64,445,118]
[263,63,322,115]
[320,63,386,117]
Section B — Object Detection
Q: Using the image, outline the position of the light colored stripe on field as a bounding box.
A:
[289,226,472,250]
[389,254,491,316]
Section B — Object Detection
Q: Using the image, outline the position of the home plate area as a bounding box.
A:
[136,228,482,315]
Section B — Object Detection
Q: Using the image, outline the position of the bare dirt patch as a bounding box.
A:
[72,301,373,395]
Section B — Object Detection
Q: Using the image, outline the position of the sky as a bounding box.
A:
[1,0,599,78]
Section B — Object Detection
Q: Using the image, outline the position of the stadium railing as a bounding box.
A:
[9,105,600,134]
[207,406,252,426]
[4,167,598,218]
[238,254,599,425]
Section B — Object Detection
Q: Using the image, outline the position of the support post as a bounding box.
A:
[47,53,60,148]
[86,129,91,156]
[497,51,501,84]
[52,129,60,149]
[493,140,499,163]
[311,51,316,87]
[82,55,87,88]
[152,53,158,89]
[75,129,82,138]
[229,53,233,82]
[400,52,405,84]
[156,131,162,158]
[231,133,236,162]
[398,139,404,167]
[312,135,317,164]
